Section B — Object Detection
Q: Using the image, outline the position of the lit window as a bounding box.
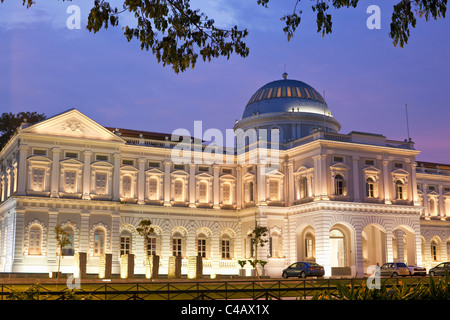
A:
[197,236,207,258]
[199,181,208,203]
[269,231,281,258]
[222,183,231,204]
[396,180,405,200]
[245,181,254,202]
[299,176,307,199]
[64,171,77,193]
[62,227,74,256]
[172,234,182,256]
[269,180,279,201]
[146,237,157,256]
[148,178,158,200]
[94,229,105,256]
[32,168,45,191]
[95,173,107,195]
[366,177,375,198]
[122,176,132,198]
[335,174,344,196]
[174,180,183,202]
[221,235,231,259]
[29,225,42,255]
[120,231,131,256]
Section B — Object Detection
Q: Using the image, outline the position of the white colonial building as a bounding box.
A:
[0,74,449,278]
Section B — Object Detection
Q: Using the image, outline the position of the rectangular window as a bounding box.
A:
[33,149,47,156]
[95,173,107,195]
[394,162,403,169]
[172,238,182,256]
[221,240,230,259]
[334,156,344,163]
[197,239,206,258]
[32,168,45,191]
[120,236,131,256]
[365,159,375,166]
[122,159,134,166]
[174,164,184,170]
[147,238,157,256]
[96,155,108,161]
[198,166,209,172]
[222,168,232,174]
[64,170,77,193]
[269,180,279,201]
[65,152,78,159]
[223,184,231,204]
[148,161,160,168]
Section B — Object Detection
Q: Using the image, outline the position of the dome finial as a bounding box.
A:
[282,72,288,80]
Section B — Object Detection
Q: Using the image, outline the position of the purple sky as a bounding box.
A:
[1,1,449,163]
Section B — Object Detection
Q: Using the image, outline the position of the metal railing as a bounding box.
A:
[0,277,431,301]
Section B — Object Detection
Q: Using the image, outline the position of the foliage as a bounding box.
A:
[3,1,447,73]
[259,260,268,269]
[237,260,247,268]
[7,284,44,300]
[54,224,72,281]
[136,219,154,256]
[0,111,46,150]
[312,273,450,300]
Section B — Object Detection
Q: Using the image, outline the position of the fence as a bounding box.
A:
[0,277,430,301]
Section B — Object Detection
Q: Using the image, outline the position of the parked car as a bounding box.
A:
[282,262,325,279]
[380,262,410,277]
[406,265,427,276]
[429,262,450,276]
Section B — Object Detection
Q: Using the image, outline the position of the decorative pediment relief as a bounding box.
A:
[21,109,125,143]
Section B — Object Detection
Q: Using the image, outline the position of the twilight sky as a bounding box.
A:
[0,1,449,163]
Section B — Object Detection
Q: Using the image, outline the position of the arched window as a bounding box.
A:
[334,174,344,196]
[174,180,184,202]
[148,177,158,200]
[197,233,208,258]
[221,234,231,259]
[122,175,132,198]
[431,239,440,261]
[366,177,375,198]
[93,228,105,256]
[120,230,132,256]
[62,226,74,256]
[172,231,183,256]
[304,232,315,259]
[146,233,158,256]
[29,225,42,255]
[269,230,282,258]
[396,180,406,200]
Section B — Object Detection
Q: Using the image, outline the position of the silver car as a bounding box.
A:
[380,262,410,277]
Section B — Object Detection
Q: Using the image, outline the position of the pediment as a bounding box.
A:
[266,169,284,177]
[196,172,213,179]
[60,158,83,166]
[21,109,125,143]
[363,166,380,173]
[330,162,350,170]
[146,168,164,175]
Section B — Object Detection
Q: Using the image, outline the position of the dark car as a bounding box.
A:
[282,262,325,279]
[429,262,450,276]
[380,262,410,277]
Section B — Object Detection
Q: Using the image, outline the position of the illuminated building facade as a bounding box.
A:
[0,75,449,277]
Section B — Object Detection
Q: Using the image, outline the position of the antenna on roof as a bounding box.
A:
[405,103,411,141]
[282,64,288,79]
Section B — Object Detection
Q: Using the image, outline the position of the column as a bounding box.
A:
[50,147,61,197]
[236,166,242,209]
[213,165,220,209]
[13,210,25,266]
[382,160,391,204]
[352,155,360,202]
[111,213,121,272]
[164,160,171,206]
[320,154,329,200]
[354,225,365,277]
[80,213,90,254]
[313,155,320,200]
[16,144,28,195]
[423,183,429,218]
[82,151,92,200]
[189,164,196,207]
[47,211,58,266]
[257,164,266,205]
[315,224,331,277]
[287,161,294,206]
[385,230,394,263]
[137,158,145,204]
[410,162,419,206]
[113,153,121,201]
[438,185,444,219]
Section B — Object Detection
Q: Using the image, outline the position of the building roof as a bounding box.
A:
[242,74,333,119]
